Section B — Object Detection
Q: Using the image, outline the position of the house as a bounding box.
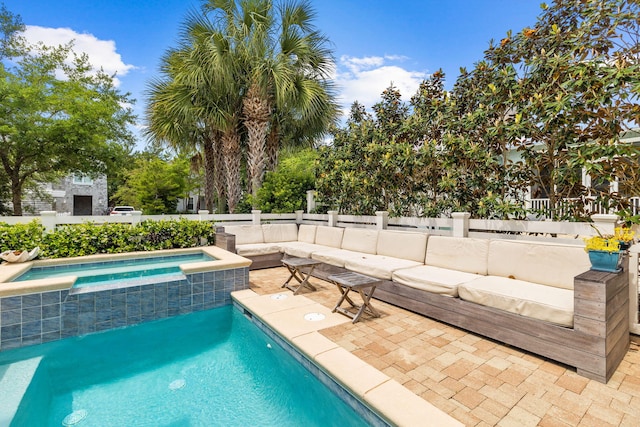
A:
[19,174,108,216]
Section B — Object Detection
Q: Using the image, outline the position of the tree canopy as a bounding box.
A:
[0,5,135,215]
[317,0,640,221]
[146,0,337,213]
[113,152,196,214]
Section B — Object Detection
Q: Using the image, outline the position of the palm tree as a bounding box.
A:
[145,75,222,213]
[266,77,338,170]
[146,12,245,213]
[182,11,245,213]
[204,0,337,204]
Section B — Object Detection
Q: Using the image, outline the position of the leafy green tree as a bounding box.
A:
[113,153,194,214]
[254,148,316,213]
[0,177,9,214]
[0,6,135,216]
[484,0,640,219]
[316,102,376,214]
[317,0,640,221]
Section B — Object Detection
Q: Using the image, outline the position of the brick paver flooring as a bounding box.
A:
[249,267,640,426]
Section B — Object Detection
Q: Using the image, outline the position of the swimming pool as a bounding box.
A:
[13,253,215,288]
[0,306,380,426]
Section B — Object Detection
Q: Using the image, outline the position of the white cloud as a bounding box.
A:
[334,54,427,117]
[23,25,136,87]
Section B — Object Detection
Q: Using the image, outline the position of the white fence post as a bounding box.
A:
[40,211,57,233]
[306,190,316,213]
[375,211,389,230]
[628,244,639,334]
[131,211,142,226]
[295,210,304,224]
[198,210,209,223]
[251,210,262,225]
[327,210,338,227]
[591,214,619,235]
[452,212,471,238]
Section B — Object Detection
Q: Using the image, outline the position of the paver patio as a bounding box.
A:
[249,267,640,426]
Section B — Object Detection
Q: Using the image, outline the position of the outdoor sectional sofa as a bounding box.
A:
[216,223,630,383]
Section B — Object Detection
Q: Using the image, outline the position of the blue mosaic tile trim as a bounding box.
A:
[0,267,249,351]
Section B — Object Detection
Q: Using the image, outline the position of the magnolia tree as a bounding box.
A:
[484,0,640,220]
[317,0,640,220]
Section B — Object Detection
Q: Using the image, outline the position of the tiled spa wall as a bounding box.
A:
[0,267,249,351]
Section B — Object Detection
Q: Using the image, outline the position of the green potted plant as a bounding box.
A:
[584,227,635,273]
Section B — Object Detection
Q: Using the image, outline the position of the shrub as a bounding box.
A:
[0,221,46,253]
[0,219,216,259]
[255,149,317,213]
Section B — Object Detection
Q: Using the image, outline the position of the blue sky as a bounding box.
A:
[5,0,544,148]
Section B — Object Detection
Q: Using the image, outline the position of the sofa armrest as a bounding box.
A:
[215,231,236,253]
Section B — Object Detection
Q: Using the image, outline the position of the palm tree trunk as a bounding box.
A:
[266,123,279,172]
[212,133,227,213]
[202,135,216,212]
[222,128,242,213]
[243,83,271,205]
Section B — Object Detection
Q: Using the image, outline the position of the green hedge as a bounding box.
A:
[0,219,216,259]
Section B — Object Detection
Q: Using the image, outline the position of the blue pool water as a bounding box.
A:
[0,306,371,426]
[13,253,214,288]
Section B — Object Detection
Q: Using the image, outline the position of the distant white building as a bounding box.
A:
[176,191,205,214]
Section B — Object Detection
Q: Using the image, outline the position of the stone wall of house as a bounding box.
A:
[15,174,108,216]
[52,175,108,215]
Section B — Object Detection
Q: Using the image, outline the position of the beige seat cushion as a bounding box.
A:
[279,242,332,258]
[297,225,317,243]
[458,276,574,327]
[341,228,378,254]
[425,236,489,275]
[262,224,298,243]
[224,225,264,245]
[392,265,483,297]
[488,240,590,290]
[315,226,345,248]
[376,230,428,263]
[311,249,368,267]
[235,243,282,256]
[344,255,422,280]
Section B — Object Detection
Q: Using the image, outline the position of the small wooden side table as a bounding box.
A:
[281,257,322,295]
[329,271,382,323]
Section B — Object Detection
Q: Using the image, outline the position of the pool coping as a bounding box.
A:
[231,289,463,427]
[0,246,251,298]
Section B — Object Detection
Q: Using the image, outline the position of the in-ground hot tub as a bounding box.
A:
[0,246,251,351]
[13,252,216,289]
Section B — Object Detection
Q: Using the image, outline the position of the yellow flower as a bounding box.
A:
[584,227,635,253]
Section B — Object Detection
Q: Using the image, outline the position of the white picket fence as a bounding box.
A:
[530,196,640,219]
[2,209,640,334]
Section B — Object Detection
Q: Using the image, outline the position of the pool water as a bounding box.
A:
[0,306,370,426]
[14,253,214,288]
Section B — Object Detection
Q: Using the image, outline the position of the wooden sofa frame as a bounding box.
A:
[215,231,629,383]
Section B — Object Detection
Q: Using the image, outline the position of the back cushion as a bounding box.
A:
[297,224,317,243]
[223,225,264,245]
[488,240,591,290]
[262,224,298,243]
[315,226,344,248]
[341,228,378,254]
[426,236,490,275]
[376,230,428,263]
